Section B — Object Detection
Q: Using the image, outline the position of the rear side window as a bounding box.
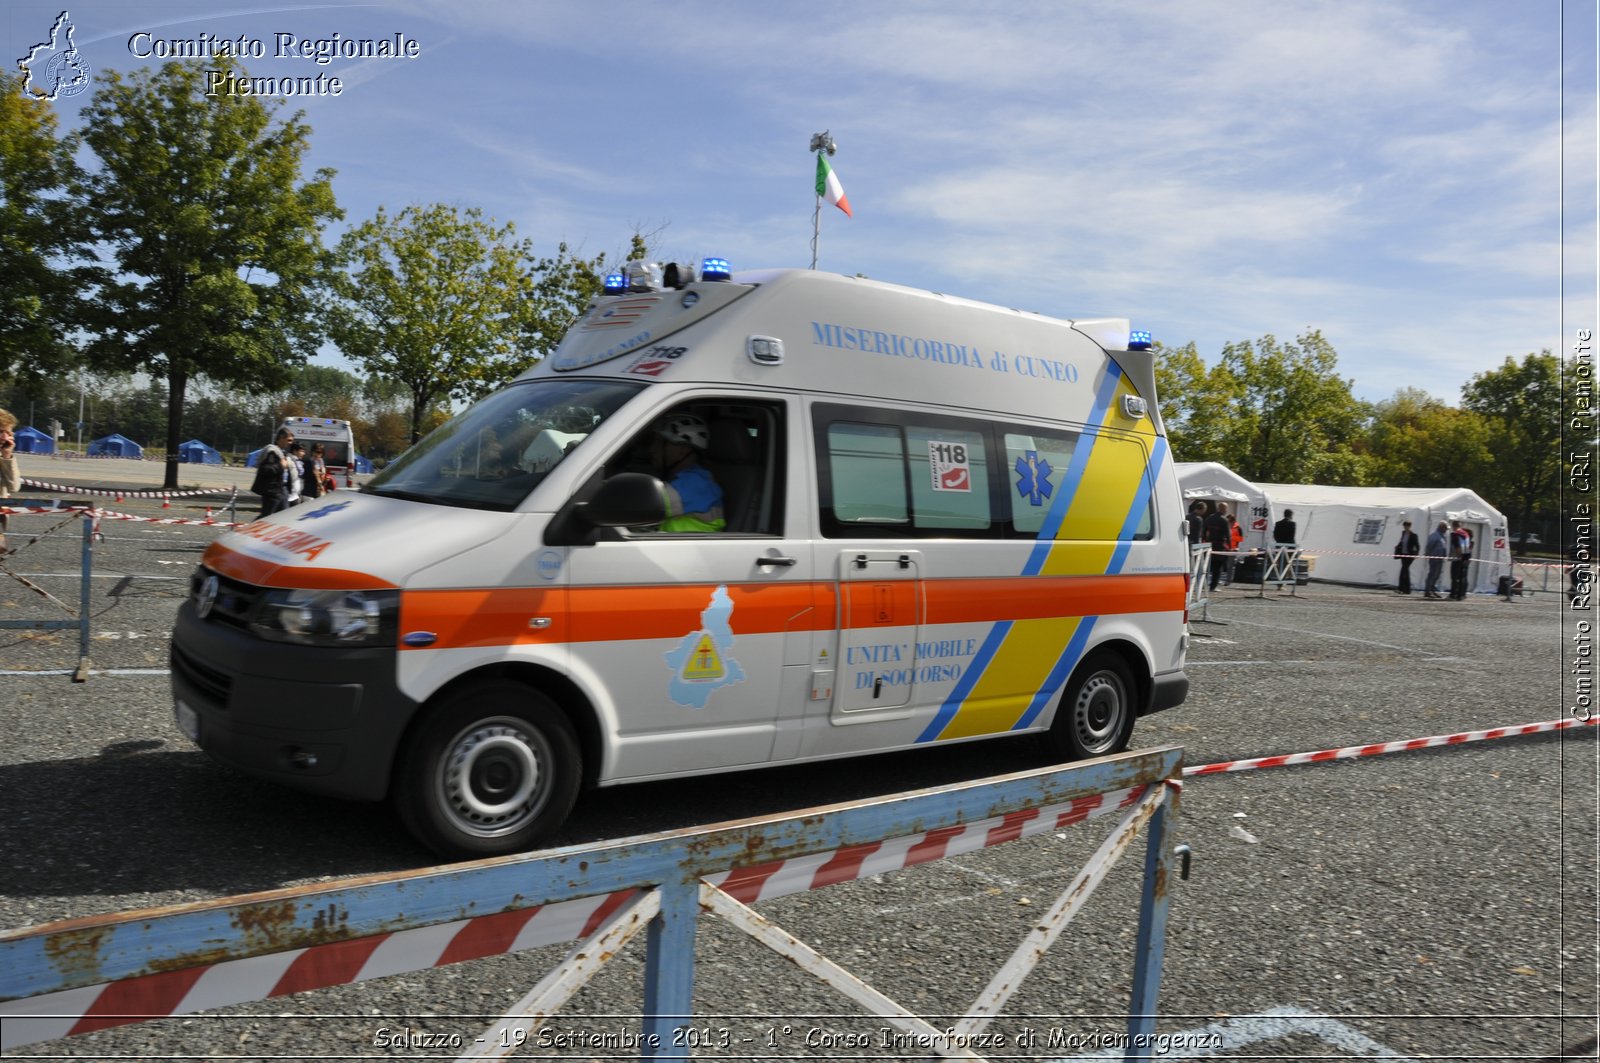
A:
[816,402,1154,542]
[817,406,997,538]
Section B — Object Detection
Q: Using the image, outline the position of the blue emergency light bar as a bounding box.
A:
[603,271,627,295]
[701,257,731,281]
[1128,330,1153,350]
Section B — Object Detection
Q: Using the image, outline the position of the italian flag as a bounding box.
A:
[816,154,852,217]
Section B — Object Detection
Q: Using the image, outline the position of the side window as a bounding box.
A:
[1004,429,1078,536]
[906,426,990,530]
[1004,428,1154,541]
[816,405,996,537]
[608,400,786,536]
[827,422,908,524]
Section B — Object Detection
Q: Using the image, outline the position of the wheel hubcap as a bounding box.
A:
[1073,672,1125,754]
[440,718,549,836]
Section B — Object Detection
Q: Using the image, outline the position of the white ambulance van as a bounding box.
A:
[281,416,358,484]
[172,262,1190,858]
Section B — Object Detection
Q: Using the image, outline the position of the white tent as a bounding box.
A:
[1256,483,1511,595]
[1175,462,1276,552]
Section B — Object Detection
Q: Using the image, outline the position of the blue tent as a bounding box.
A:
[87,433,143,459]
[178,439,222,465]
[13,426,54,454]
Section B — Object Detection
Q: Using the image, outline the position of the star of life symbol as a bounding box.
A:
[17,11,92,101]
[1015,450,1054,507]
[297,500,352,520]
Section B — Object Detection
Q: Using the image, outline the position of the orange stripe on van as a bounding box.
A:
[400,582,827,650]
[397,573,1182,652]
[925,573,1183,624]
[201,542,397,590]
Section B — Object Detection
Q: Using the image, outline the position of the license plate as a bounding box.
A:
[174,699,200,743]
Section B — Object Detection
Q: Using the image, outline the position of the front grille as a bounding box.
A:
[171,643,232,705]
[190,566,262,631]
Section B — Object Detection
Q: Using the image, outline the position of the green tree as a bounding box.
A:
[1213,330,1369,484]
[326,204,548,442]
[1152,340,1242,462]
[1461,352,1562,535]
[0,68,92,387]
[1363,387,1493,488]
[496,234,646,383]
[79,59,339,488]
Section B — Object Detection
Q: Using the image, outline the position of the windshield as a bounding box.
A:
[364,379,645,510]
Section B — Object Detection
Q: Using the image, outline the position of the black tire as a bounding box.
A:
[394,682,581,859]
[1048,651,1136,760]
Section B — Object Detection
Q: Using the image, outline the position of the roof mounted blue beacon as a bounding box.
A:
[602,271,628,296]
[700,257,732,282]
[1128,330,1153,350]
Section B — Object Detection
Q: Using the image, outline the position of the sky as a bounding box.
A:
[7,0,1598,405]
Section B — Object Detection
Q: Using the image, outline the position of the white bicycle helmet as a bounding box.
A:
[653,413,710,451]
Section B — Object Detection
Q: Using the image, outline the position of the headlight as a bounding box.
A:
[249,588,399,647]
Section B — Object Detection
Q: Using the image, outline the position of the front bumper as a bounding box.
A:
[170,600,418,801]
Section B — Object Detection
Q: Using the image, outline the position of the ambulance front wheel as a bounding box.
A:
[1050,651,1135,760]
[395,683,582,859]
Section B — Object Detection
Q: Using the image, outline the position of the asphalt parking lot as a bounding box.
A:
[0,467,1595,1060]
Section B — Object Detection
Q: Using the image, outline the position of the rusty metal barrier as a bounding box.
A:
[0,746,1185,1061]
[0,507,95,680]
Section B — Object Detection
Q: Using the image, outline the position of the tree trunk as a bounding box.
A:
[164,370,187,490]
[410,388,427,444]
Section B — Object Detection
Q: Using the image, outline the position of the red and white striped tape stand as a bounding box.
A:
[2,718,1593,1048]
[1184,716,1595,776]
[0,784,1151,1048]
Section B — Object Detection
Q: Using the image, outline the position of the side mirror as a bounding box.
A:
[579,472,666,527]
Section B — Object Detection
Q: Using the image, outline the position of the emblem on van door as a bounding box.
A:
[1015,450,1055,507]
[195,574,220,619]
[663,585,746,708]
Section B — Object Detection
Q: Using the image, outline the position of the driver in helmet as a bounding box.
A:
[647,413,725,533]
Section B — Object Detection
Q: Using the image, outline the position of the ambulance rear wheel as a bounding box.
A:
[396,683,581,859]
[1050,651,1135,760]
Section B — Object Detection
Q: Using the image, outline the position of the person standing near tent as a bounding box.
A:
[1273,509,1296,545]
[1204,502,1232,590]
[0,408,18,548]
[1227,510,1244,584]
[1448,520,1474,600]
[1186,500,1206,546]
[1424,521,1449,598]
[1393,520,1420,595]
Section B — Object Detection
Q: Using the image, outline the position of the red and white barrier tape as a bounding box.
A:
[1,504,242,529]
[1185,716,1596,776]
[0,784,1151,1044]
[20,479,237,500]
[1206,546,1573,572]
[4,715,1594,1044]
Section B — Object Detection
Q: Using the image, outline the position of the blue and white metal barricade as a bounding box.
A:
[0,508,95,680]
[0,746,1185,1061]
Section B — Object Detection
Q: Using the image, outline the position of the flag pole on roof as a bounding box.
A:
[810,131,850,269]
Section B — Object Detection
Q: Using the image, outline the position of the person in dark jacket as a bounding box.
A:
[1393,520,1420,594]
[253,427,293,517]
[1204,502,1232,590]
[1272,509,1297,545]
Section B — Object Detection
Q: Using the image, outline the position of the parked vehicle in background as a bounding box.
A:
[282,417,356,486]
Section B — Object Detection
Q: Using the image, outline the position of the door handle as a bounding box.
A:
[756,555,798,567]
